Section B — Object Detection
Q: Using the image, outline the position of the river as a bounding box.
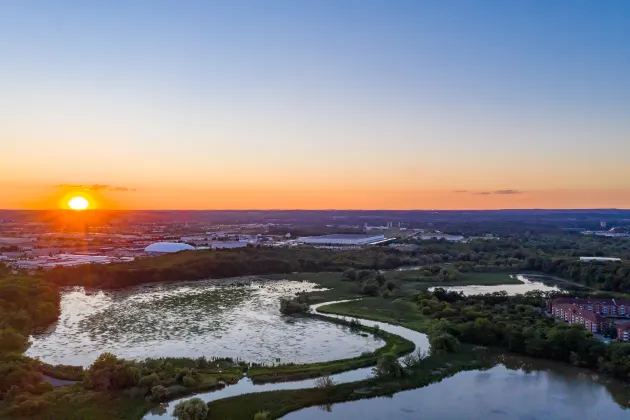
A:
[143,300,628,420]
[284,357,630,419]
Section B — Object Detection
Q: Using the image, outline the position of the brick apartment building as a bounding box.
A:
[548,297,630,341]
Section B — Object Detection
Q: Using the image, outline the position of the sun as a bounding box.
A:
[68,196,90,211]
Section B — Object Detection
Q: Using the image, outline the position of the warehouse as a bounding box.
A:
[297,234,385,246]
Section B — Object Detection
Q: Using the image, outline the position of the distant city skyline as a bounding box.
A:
[2,1,630,210]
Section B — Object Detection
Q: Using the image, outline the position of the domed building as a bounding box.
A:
[144,242,195,253]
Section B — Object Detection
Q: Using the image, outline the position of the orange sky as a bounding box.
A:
[2,182,629,210]
[2,2,630,210]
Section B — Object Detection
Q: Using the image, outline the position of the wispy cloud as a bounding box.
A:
[493,189,523,195]
[471,189,524,196]
[55,184,136,192]
[453,190,468,193]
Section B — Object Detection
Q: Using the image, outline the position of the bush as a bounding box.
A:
[195,356,209,369]
[361,280,380,297]
[314,375,335,389]
[138,373,161,389]
[84,352,140,391]
[182,374,198,387]
[279,297,309,315]
[429,333,461,354]
[149,385,168,402]
[253,411,270,420]
[372,353,404,378]
[173,397,209,420]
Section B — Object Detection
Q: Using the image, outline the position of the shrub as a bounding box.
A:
[314,375,335,389]
[361,280,380,297]
[279,297,309,315]
[149,385,168,402]
[173,397,209,420]
[372,353,404,378]
[429,333,461,354]
[138,373,161,389]
[253,411,270,420]
[195,356,209,369]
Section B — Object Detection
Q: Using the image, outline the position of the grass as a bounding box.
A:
[317,297,435,334]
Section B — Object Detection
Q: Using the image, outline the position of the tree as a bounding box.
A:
[375,273,386,287]
[362,280,379,297]
[254,412,270,420]
[372,353,404,378]
[149,385,168,402]
[429,332,461,354]
[173,398,209,420]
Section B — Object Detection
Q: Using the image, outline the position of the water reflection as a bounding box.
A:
[26,280,383,366]
[284,356,630,420]
[428,274,567,295]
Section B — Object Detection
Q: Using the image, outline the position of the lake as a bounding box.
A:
[26,280,384,367]
[283,357,630,419]
[428,274,569,295]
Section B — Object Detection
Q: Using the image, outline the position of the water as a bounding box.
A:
[26,280,384,367]
[142,300,431,419]
[284,359,630,419]
[428,274,565,295]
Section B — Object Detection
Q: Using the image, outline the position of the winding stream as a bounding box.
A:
[143,298,629,420]
[142,300,430,419]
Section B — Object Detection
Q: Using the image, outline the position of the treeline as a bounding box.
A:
[0,275,67,413]
[0,276,60,354]
[44,247,415,289]
[417,289,630,381]
[523,258,630,293]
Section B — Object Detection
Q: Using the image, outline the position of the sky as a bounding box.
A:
[1,0,629,210]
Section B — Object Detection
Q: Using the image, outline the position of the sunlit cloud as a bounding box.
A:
[493,189,523,195]
[54,184,136,192]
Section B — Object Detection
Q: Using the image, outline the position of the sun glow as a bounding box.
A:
[67,196,89,210]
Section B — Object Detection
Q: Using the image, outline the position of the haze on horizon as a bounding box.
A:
[2,1,629,210]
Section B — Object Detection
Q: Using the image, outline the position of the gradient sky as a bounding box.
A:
[2,0,629,210]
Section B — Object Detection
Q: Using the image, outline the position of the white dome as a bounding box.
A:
[144,242,195,253]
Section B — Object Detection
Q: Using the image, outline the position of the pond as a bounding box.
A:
[428,274,571,295]
[142,300,431,419]
[26,280,384,367]
[283,357,630,419]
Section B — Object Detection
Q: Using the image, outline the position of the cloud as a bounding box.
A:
[493,189,523,195]
[453,190,468,193]
[55,184,136,192]
[473,189,524,196]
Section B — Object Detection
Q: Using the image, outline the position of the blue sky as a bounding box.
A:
[2,1,630,209]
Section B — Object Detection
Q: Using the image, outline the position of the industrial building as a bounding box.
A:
[144,242,195,253]
[579,257,622,263]
[297,234,385,246]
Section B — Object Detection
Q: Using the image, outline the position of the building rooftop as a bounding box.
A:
[300,234,383,240]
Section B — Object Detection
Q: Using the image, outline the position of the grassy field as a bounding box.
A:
[318,298,435,334]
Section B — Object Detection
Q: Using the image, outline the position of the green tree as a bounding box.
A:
[173,397,209,420]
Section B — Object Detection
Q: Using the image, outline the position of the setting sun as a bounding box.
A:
[68,196,89,210]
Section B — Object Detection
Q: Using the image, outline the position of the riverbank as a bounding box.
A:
[207,348,486,419]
